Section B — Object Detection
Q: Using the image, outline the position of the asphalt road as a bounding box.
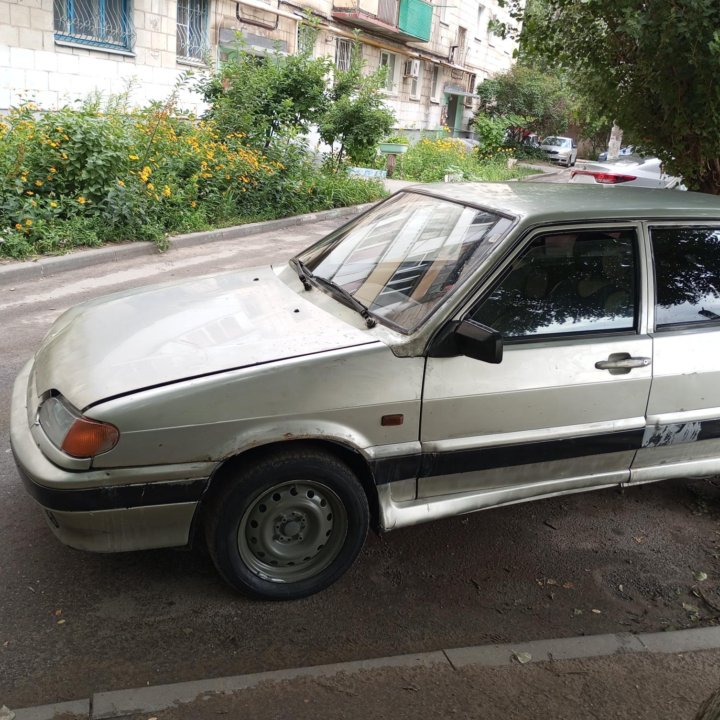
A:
[2,208,720,709]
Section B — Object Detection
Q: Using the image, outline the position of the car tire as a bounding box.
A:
[205,448,369,600]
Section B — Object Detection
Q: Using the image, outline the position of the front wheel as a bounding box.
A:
[205,448,369,600]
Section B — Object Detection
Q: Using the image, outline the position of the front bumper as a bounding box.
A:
[546,155,571,165]
[10,359,213,552]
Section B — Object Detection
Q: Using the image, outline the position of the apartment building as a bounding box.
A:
[1,0,521,135]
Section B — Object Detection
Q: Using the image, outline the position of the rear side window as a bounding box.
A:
[470,228,637,339]
[651,227,720,328]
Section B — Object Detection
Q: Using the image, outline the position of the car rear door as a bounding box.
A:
[631,222,720,482]
[420,224,653,502]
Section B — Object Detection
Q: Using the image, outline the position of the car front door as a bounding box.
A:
[631,222,720,483]
[419,224,653,504]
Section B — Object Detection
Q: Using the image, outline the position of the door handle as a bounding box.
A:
[595,353,651,375]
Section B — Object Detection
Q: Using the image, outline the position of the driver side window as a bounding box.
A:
[469,229,638,339]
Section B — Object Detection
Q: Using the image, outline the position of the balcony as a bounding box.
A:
[332,0,432,43]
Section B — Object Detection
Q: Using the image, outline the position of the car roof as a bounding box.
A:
[406,182,720,225]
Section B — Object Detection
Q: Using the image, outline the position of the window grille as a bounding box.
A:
[297,22,315,56]
[54,0,135,50]
[430,63,440,99]
[380,51,396,91]
[177,0,209,61]
[335,38,353,71]
[410,62,422,98]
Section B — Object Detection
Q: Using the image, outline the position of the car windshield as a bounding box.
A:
[296,192,507,334]
[543,137,570,147]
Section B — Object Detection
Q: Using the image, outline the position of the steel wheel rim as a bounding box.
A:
[237,480,349,584]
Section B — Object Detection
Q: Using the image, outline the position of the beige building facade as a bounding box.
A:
[1,0,521,135]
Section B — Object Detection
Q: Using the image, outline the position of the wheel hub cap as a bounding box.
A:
[238,480,348,583]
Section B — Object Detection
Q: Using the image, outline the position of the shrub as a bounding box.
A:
[317,43,395,169]
[394,136,531,183]
[0,100,385,260]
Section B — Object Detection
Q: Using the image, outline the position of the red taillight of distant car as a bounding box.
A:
[571,170,638,184]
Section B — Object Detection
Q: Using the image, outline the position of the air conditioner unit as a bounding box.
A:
[403,59,420,78]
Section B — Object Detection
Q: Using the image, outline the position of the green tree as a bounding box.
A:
[198,41,330,150]
[475,64,571,138]
[507,0,720,193]
[317,42,395,169]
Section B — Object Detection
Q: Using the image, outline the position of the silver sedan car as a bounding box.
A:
[540,136,578,167]
[571,157,685,189]
[11,184,720,599]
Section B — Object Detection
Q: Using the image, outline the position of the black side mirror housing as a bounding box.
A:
[428,319,503,364]
[455,319,503,363]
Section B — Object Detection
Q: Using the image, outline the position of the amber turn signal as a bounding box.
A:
[61,417,120,458]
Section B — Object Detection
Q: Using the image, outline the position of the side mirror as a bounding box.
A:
[455,319,503,364]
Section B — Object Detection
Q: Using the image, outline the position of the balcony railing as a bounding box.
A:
[332,0,431,43]
[377,0,398,25]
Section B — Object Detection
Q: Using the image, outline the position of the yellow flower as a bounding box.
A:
[191,200,197,207]
[117,180,125,187]
[35,180,44,187]
[77,196,86,204]
[129,154,139,161]
[25,218,33,226]
[26,190,34,196]
[147,182,154,191]
[162,185,171,197]
[50,201,58,208]
[15,223,22,230]
[49,167,57,173]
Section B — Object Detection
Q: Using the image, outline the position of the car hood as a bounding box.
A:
[33,266,378,410]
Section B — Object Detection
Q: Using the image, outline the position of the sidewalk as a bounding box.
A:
[8,627,720,720]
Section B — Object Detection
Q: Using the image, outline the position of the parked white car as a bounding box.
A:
[540,136,578,167]
[570,157,685,189]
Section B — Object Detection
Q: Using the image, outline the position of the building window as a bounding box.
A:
[336,37,356,71]
[53,0,134,49]
[410,61,422,99]
[297,22,315,56]
[476,4,486,38]
[177,0,209,61]
[464,72,476,106]
[438,1,448,24]
[457,26,467,61]
[430,63,440,101]
[380,51,397,91]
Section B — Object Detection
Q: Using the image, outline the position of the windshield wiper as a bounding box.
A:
[311,275,377,329]
[290,257,313,291]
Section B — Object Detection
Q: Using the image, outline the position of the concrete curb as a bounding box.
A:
[10,626,720,720]
[0,204,374,286]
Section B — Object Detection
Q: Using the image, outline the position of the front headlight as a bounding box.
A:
[38,395,119,458]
